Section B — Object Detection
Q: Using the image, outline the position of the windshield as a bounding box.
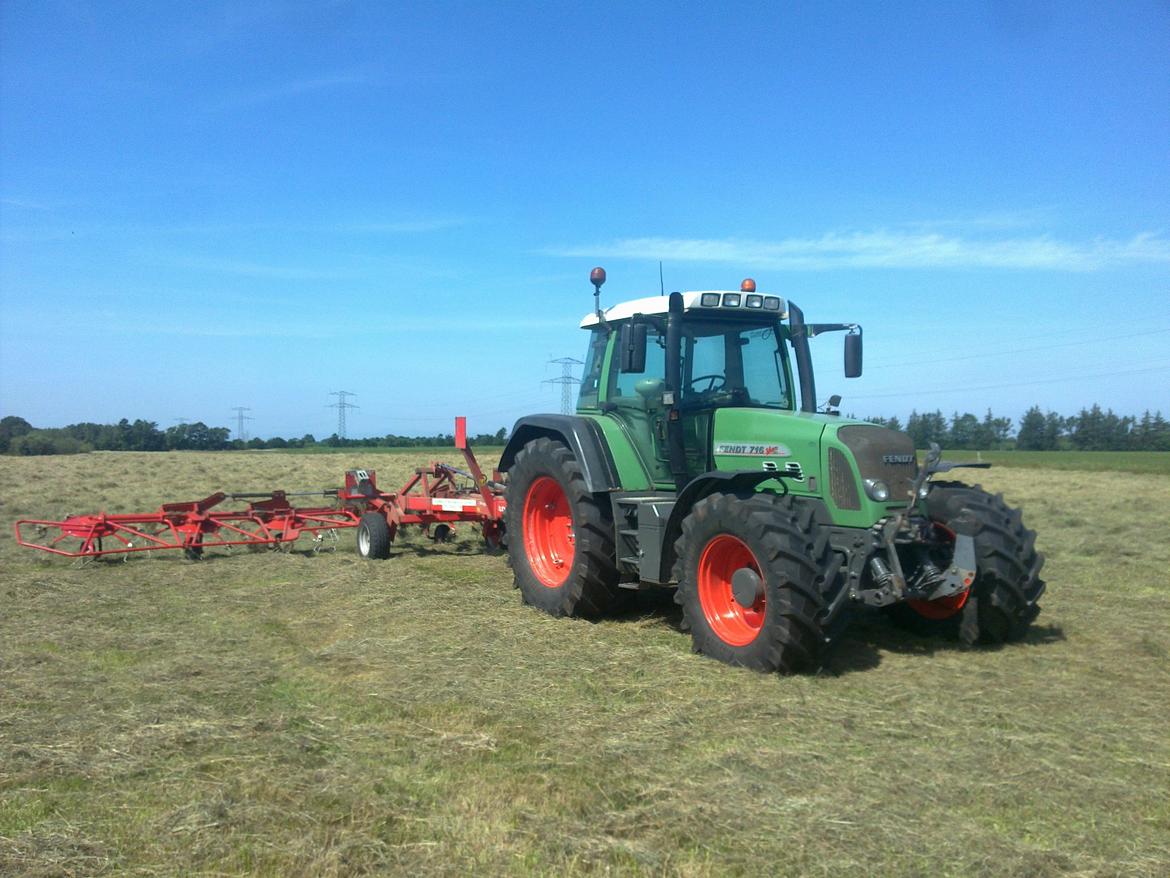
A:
[681,318,792,409]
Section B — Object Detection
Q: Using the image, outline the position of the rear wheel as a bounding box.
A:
[505,437,619,617]
[673,491,841,672]
[889,483,1045,644]
[356,512,392,560]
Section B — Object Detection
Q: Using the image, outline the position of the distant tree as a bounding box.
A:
[865,416,903,431]
[979,409,1013,449]
[165,421,230,450]
[1043,411,1066,449]
[1133,411,1170,451]
[9,429,90,455]
[1069,405,1134,451]
[1017,406,1048,450]
[0,415,33,452]
[127,419,166,451]
[906,410,948,448]
[949,412,980,449]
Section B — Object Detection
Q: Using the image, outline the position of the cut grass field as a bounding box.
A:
[935,449,1170,475]
[1,449,1168,876]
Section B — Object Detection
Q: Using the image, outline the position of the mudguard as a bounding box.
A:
[655,470,781,582]
[499,415,621,493]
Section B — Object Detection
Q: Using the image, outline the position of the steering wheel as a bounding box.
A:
[688,373,726,394]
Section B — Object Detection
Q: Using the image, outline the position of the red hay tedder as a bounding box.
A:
[14,417,506,562]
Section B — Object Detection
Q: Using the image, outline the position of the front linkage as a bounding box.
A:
[832,444,1045,649]
[847,444,982,609]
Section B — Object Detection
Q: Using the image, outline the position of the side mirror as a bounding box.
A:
[844,331,863,378]
[619,322,647,373]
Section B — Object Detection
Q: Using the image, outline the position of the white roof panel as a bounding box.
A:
[579,291,788,328]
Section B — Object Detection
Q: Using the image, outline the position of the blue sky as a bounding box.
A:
[2,1,1168,439]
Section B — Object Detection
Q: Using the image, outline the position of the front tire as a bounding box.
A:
[505,437,619,617]
[889,482,1045,644]
[673,492,840,673]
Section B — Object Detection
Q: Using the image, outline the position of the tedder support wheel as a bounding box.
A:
[356,511,392,560]
[888,482,1045,645]
[673,491,844,673]
[505,437,619,617]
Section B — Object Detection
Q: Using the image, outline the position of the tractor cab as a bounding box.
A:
[578,274,862,488]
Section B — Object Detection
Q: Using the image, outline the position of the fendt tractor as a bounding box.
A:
[499,269,1046,672]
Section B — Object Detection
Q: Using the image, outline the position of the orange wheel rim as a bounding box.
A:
[908,522,970,620]
[907,590,970,620]
[697,534,765,646]
[523,477,574,588]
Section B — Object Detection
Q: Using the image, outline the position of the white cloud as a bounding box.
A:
[546,230,1170,271]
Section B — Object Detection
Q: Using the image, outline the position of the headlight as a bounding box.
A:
[864,478,890,502]
[917,483,931,500]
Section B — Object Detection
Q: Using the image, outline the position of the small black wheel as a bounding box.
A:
[673,491,843,673]
[431,523,452,543]
[184,535,204,561]
[505,437,619,618]
[888,482,1045,644]
[357,512,392,560]
[482,522,505,554]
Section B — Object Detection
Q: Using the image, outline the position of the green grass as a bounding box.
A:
[1,450,1168,876]
[936,449,1170,474]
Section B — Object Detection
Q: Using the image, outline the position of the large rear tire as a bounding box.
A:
[888,482,1045,644]
[673,491,843,673]
[505,437,619,617]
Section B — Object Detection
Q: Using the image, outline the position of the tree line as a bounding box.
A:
[0,416,509,456]
[3,407,1167,456]
[863,405,1170,452]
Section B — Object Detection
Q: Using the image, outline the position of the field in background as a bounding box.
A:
[936,449,1170,475]
[1,449,1168,876]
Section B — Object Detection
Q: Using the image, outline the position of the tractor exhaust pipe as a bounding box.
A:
[665,291,689,491]
[789,302,817,413]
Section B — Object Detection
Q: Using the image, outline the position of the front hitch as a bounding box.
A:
[853,444,983,608]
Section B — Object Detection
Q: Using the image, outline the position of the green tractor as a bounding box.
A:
[500,268,1045,672]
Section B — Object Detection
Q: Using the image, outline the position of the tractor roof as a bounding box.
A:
[579,291,789,328]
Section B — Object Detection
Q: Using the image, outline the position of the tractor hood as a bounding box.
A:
[711,409,841,480]
[711,408,918,525]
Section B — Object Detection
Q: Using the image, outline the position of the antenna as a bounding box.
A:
[544,357,583,415]
[327,391,359,439]
[659,261,665,296]
[229,407,253,442]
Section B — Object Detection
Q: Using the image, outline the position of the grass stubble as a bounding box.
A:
[0,450,1168,876]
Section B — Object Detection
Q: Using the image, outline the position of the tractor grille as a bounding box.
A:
[828,447,860,510]
[837,425,918,503]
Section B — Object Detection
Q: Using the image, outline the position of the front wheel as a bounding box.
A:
[888,483,1045,644]
[674,492,840,673]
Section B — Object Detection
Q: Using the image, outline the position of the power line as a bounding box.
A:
[229,406,253,441]
[863,326,1170,371]
[327,391,359,439]
[544,357,583,415]
[849,361,1170,400]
